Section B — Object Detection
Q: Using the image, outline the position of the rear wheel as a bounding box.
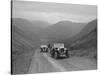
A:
[40,48,43,52]
[50,50,54,57]
[66,51,69,58]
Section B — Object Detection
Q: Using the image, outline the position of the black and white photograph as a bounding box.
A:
[11,0,97,74]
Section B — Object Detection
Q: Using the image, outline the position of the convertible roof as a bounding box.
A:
[40,45,48,48]
[53,43,64,48]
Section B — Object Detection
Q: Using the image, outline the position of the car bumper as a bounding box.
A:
[41,49,48,52]
[59,54,67,57]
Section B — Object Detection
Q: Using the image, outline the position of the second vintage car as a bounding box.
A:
[40,45,48,52]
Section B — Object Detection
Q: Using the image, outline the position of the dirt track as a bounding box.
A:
[28,49,97,74]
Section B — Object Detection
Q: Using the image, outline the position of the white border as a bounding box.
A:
[13,0,99,5]
[0,0,10,75]
[0,0,99,75]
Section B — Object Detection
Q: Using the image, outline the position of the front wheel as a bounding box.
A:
[54,52,58,59]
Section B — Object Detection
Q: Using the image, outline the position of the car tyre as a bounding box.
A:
[54,52,58,59]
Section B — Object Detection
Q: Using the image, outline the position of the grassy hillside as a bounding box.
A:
[12,18,50,32]
[37,20,85,40]
[68,19,97,60]
[72,19,97,41]
[65,19,97,45]
[12,25,40,74]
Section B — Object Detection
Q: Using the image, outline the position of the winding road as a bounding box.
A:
[28,49,97,74]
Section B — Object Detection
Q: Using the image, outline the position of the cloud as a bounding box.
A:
[13,11,96,23]
[12,1,97,23]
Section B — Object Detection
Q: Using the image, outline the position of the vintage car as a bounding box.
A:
[40,45,48,52]
[50,43,69,59]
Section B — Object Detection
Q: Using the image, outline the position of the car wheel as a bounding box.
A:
[54,52,58,59]
[50,51,53,57]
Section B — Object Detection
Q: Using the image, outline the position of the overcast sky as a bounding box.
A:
[12,0,97,24]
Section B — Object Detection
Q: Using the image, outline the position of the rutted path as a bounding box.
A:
[28,49,97,74]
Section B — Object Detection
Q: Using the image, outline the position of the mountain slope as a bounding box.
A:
[68,19,97,59]
[38,21,85,40]
[12,24,41,74]
[73,19,97,40]
[71,28,97,49]
[12,18,50,32]
[63,19,97,45]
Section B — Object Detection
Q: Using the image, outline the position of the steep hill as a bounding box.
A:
[12,24,41,74]
[68,19,97,59]
[63,19,97,45]
[12,18,50,32]
[38,20,85,40]
[72,19,97,41]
